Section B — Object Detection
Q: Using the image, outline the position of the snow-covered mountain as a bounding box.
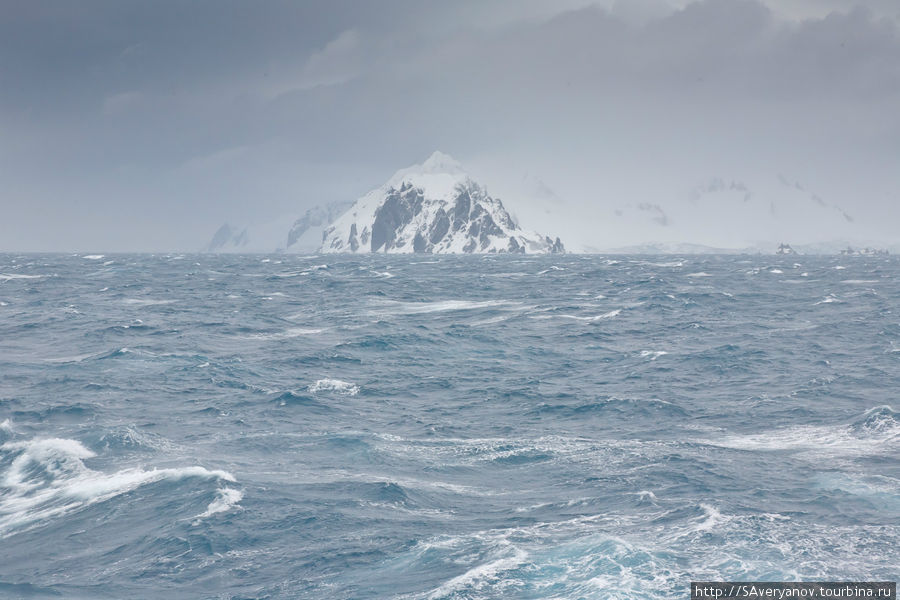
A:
[319,152,564,254]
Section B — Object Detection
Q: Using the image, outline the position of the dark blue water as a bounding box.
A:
[0,254,897,599]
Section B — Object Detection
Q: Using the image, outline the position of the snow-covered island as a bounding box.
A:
[206,152,564,254]
[321,152,564,254]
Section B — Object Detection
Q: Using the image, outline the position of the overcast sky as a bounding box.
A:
[2,0,899,251]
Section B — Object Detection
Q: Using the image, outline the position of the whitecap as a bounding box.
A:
[692,503,729,533]
[558,309,621,321]
[121,298,175,306]
[0,437,235,537]
[0,273,42,281]
[427,547,529,600]
[42,352,98,364]
[308,379,359,396]
[375,299,522,314]
[642,260,684,267]
[686,272,712,277]
[640,350,668,360]
[814,473,900,504]
[537,266,565,274]
[82,255,105,260]
[246,327,324,340]
[194,487,243,520]
[469,315,512,327]
[707,408,898,458]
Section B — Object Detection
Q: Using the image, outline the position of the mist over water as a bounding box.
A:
[0,253,897,598]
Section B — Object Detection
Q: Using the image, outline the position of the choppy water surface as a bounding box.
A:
[0,253,897,599]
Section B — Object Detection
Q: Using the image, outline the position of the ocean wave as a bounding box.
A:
[121,298,175,306]
[426,546,529,599]
[374,299,524,314]
[708,406,898,457]
[308,379,360,396]
[407,504,896,600]
[245,327,325,340]
[537,265,565,275]
[530,397,688,420]
[89,426,177,453]
[270,390,334,409]
[0,437,235,538]
[3,253,899,596]
[529,308,622,322]
[194,487,243,520]
[0,273,43,281]
[560,309,622,321]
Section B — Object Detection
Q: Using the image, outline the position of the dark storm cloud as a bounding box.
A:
[1,0,898,250]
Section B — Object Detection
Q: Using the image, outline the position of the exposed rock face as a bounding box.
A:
[320,152,565,254]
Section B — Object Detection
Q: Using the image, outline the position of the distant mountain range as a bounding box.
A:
[206,155,895,256]
[207,152,564,254]
[592,241,895,255]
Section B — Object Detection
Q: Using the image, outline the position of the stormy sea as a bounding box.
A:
[0,253,897,599]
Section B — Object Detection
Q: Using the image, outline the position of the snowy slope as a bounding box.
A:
[320,152,564,254]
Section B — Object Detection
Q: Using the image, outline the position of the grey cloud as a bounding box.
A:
[1,0,898,250]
